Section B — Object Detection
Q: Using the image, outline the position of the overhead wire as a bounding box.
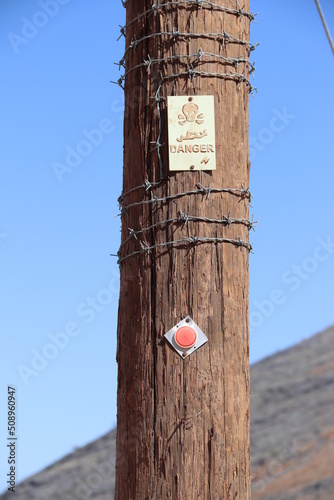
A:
[315,0,334,56]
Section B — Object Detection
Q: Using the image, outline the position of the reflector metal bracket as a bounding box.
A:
[164,316,208,359]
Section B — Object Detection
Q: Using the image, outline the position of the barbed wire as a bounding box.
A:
[151,84,165,179]
[115,48,255,76]
[118,179,252,207]
[152,84,164,177]
[118,181,252,213]
[118,179,165,207]
[116,235,252,264]
[124,30,258,58]
[163,67,257,94]
[113,62,256,94]
[119,211,257,249]
[119,1,256,33]
[114,0,256,264]
[112,4,258,175]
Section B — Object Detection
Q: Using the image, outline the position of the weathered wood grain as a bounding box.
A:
[116,1,251,498]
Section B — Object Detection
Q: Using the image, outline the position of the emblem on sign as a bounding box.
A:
[167,96,216,171]
[178,102,204,125]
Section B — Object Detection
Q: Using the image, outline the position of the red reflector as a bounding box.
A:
[175,326,197,349]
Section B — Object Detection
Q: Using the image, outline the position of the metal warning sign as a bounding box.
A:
[167,95,216,172]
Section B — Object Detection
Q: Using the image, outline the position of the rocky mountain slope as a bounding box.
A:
[1,325,334,499]
[251,325,334,499]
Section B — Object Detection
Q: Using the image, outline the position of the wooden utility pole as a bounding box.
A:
[115,1,252,498]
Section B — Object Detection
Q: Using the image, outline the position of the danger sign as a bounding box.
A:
[167,95,216,171]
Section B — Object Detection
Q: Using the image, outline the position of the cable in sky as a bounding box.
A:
[315,0,334,56]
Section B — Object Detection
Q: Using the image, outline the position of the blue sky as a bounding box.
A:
[1,0,333,491]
